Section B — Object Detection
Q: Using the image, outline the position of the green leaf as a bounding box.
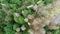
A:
[13,24,19,30]
[43,0,53,5]
[8,9,15,15]
[53,29,60,34]
[9,4,16,9]
[4,27,12,32]
[44,25,49,31]
[32,12,37,17]
[22,10,29,17]
[22,31,29,34]
[14,14,25,24]
[18,16,25,24]
[5,31,15,34]
[0,9,5,18]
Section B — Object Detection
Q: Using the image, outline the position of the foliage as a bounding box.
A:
[0,0,59,34]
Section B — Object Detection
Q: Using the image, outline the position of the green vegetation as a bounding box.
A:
[0,0,60,34]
